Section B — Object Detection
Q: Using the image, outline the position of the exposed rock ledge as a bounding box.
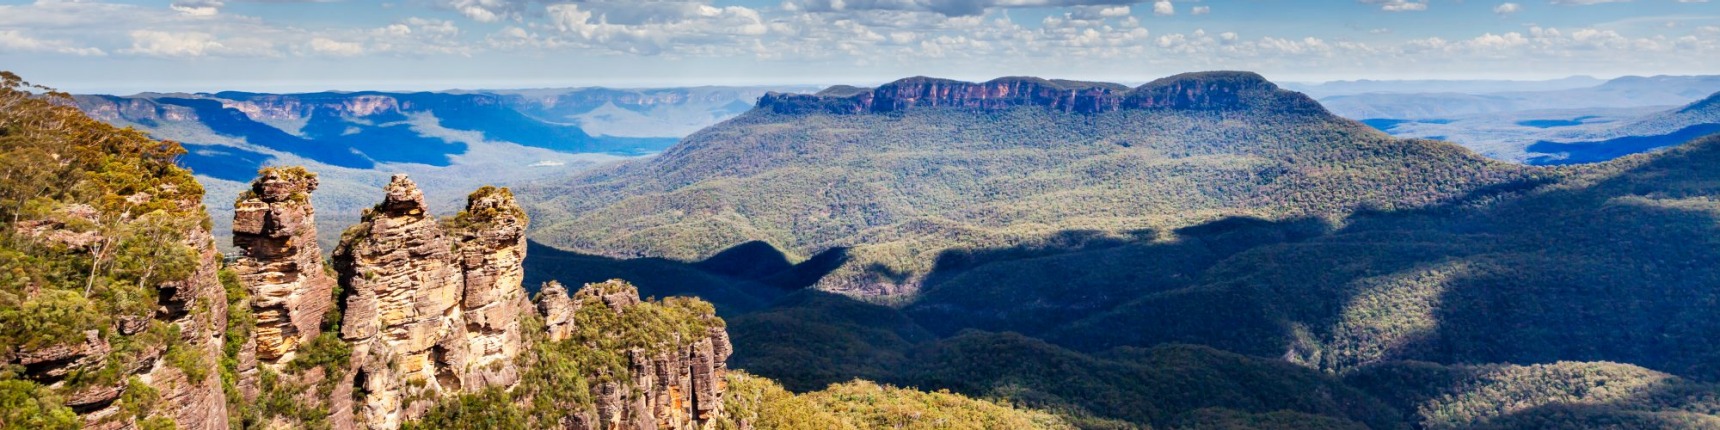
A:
[756,71,1328,116]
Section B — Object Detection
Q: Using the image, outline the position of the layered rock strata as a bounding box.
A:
[758,71,1327,115]
[333,175,530,429]
[231,167,336,367]
[451,186,531,389]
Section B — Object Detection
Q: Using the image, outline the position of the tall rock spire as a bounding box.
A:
[333,175,532,429]
[450,186,530,388]
[231,166,335,367]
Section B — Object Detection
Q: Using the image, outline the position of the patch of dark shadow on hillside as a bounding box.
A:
[904,217,1331,340]
[523,240,849,315]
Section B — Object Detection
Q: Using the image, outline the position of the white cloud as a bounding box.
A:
[310,37,364,56]
[0,30,106,56]
[532,2,769,55]
[1549,0,1631,4]
[121,30,225,57]
[787,0,1183,17]
[1152,0,1173,16]
[3,0,1719,85]
[1069,5,1130,20]
[446,0,519,23]
[170,0,224,16]
[1361,0,1428,11]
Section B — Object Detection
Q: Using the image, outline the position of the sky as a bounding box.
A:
[0,0,1716,94]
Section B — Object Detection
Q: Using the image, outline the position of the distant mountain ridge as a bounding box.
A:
[759,71,1325,115]
[1321,74,1720,119]
[76,91,677,176]
[1524,89,1720,164]
[1283,76,1605,98]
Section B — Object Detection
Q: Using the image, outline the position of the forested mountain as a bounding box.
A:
[520,71,1720,428]
[523,71,1533,298]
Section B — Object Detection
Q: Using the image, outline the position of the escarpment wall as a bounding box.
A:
[757,71,1328,116]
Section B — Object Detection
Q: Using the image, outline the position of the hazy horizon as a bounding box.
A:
[4,0,1716,94]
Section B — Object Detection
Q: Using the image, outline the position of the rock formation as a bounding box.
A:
[232,167,336,368]
[335,174,469,429]
[3,195,229,430]
[333,175,531,429]
[137,219,232,430]
[534,280,733,430]
[450,186,531,389]
[757,71,1326,115]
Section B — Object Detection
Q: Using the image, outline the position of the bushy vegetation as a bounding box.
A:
[0,379,78,430]
[449,185,526,229]
[716,372,853,429]
[0,70,211,426]
[409,279,727,427]
[1346,360,1720,429]
[717,372,1074,430]
[233,165,316,205]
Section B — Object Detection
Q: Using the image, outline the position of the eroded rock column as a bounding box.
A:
[451,186,530,389]
[335,174,469,429]
[232,167,335,369]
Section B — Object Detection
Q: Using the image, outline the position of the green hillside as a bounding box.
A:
[522,72,1534,300]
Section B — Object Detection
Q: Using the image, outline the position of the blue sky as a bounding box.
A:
[0,0,1715,93]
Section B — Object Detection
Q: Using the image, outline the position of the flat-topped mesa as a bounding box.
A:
[757,71,1328,116]
[450,186,531,389]
[231,166,335,368]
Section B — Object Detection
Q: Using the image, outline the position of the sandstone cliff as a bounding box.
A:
[5,71,742,429]
[6,199,230,430]
[450,186,531,389]
[757,71,1326,115]
[232,167,336,369]
[334,174,471,429]
[333,175,531,429]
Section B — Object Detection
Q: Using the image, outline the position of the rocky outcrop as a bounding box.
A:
[450,186,531,389]
[537,281,578,343]
[232,167,335,367]
[535,280,733,430]
[154,199,238,430]
[334,175,531,429]
[757,71,1326,116]
[5,201,229,430]
[335,174,468,429]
